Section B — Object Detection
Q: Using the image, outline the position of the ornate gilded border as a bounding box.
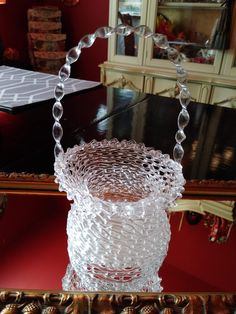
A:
[0,172,236,199]
[185,180,236,199]
[0,290,236,314]
[0,172,61,196]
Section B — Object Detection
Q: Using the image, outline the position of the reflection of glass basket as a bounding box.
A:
[52,25,191,291]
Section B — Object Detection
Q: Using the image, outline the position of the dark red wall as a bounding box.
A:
[0,194,235,292]
[160,212,236,292]
[0,0,30,63]
[0,0,109,81]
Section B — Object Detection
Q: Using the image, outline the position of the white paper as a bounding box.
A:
[0,65,101,110]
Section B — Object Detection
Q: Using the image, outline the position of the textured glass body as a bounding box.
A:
[55,139,185,291]
[53,25,190,291]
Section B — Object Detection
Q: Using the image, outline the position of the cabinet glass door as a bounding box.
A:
[116,0,142,56]
[220,52,236,77]
[145,0,226,73]
[219,3,236,77]
[108,0,148,65]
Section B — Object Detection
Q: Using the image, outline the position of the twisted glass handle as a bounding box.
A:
[53,25,191,163]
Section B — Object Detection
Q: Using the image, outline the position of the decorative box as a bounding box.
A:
[28,21,62,33]
[28,6,62,22]
[28,33,66,52]
[33,51,66,74]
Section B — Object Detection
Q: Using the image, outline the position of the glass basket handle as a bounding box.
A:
[53,25,191,163]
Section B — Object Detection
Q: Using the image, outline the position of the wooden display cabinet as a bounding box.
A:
[100,0,236,107]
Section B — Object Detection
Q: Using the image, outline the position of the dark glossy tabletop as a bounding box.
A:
[0,85,235,181]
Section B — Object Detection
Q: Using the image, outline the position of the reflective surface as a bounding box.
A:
[0,86,236,292]
[0,86,236,180]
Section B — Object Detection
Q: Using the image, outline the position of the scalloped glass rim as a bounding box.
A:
[54,139,185,210]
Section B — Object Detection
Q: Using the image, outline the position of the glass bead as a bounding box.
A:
[179,88,191,108]
[134,25,153,38]
[54,82,64,101]
[176,65,185,76]
[167,47,182,64]
[59,63,71,81]
[177,80,188,91]
[52,101,63,121]
[78,34,96,49]
[95,26,114,38]
[175,129,186,144]
[176,65,187,84]
[173,143,184,163]
[66,47,81,64]
[53,121,63,142]
[178,108,190,129]
[54,143,63,158]
[152,34,169,50]
[115,24,133,36]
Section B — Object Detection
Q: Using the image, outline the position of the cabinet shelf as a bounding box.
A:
[119,12,141,17]
[158,2,223,9]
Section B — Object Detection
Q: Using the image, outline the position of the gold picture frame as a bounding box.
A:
[0,290,236,314]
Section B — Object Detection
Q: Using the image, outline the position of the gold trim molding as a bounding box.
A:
[106,75,141,91]
[155,84,197,102]
[184,179,236,199]
[0,172,60,196]
[0,172,236,199]
[170,199,235,222]
[213,96,236,107]
[0,290,236,314]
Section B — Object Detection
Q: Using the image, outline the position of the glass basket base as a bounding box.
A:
[62,263,163,292]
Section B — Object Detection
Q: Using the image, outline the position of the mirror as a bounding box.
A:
[0,0,235,303]
[0,84,235,293]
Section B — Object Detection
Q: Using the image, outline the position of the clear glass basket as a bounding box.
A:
[52,25,191,292]
[55,139,185,291]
